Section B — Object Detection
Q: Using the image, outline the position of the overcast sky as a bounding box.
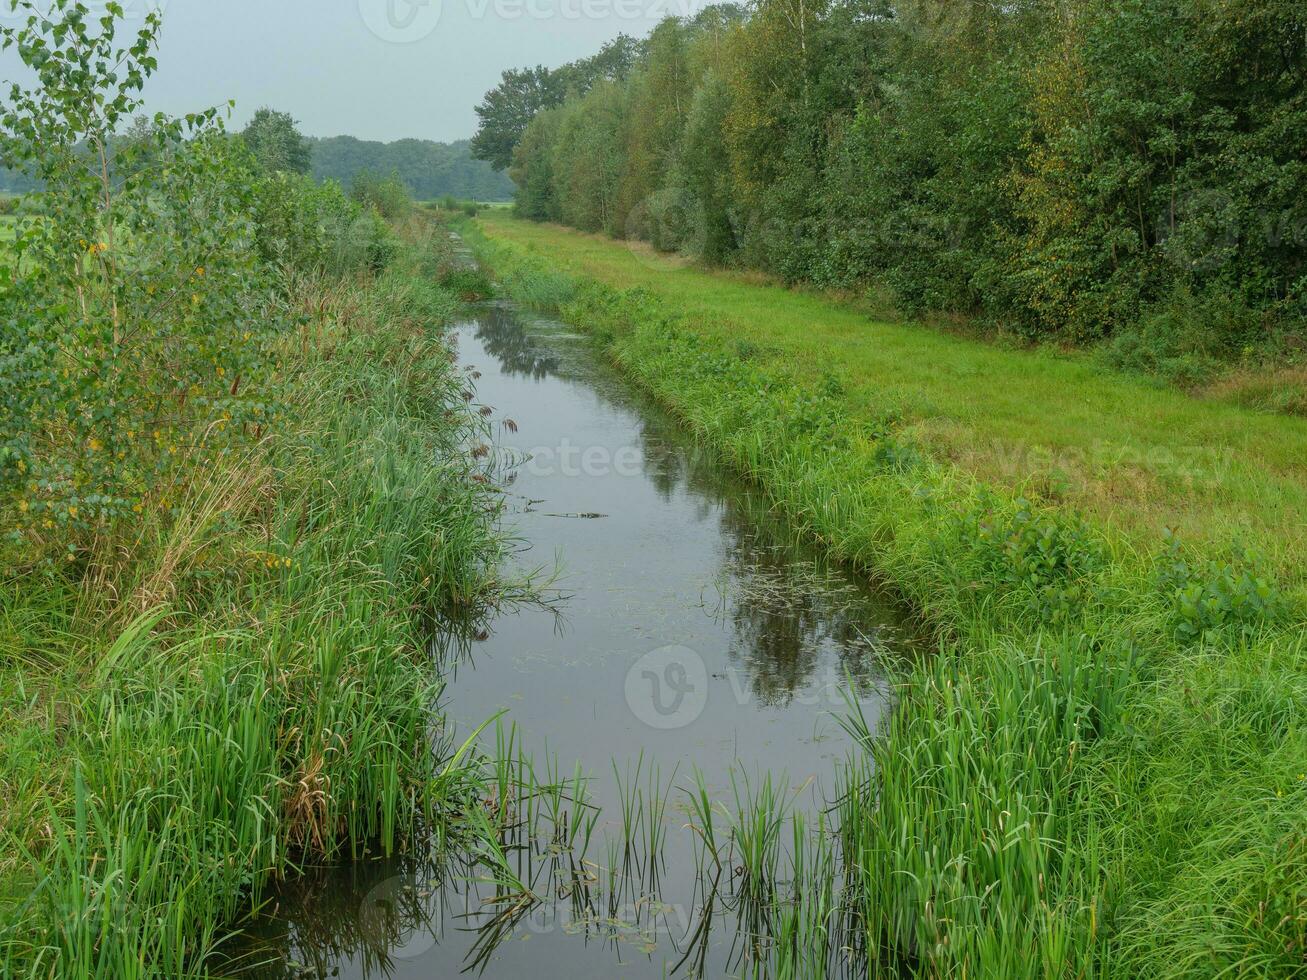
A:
[2,0,709,144]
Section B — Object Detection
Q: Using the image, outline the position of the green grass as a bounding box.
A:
[475,212,1307,592]
[464,216,1307,978]
[0,230,508,976]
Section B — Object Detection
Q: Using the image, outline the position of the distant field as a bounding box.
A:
[478,211,1307,587]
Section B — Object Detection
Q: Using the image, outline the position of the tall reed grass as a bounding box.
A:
[0,233,507,977]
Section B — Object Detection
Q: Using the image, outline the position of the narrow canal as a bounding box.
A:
[236,296,917,978]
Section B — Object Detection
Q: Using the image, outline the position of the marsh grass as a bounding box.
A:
[0,231,510,976]
[465,221,1307,977]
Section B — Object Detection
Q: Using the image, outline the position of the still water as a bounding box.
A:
[233,300,916,978]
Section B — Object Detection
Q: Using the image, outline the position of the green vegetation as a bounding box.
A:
[479,1,1307,389]
[241,107,312,176]
[0,5,508,975]
[310,135,515,201]
[474,212,1307,582]
[465,214,1307,977]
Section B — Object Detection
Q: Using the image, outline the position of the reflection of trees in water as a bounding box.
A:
[218,852,441,979]
[712,494,896,707]
[472,304,905,710]
[473,305,560,379]
[633,404,900,706]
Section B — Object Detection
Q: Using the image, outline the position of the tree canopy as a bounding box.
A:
[488,0,1307,376]
[241,107,312,175]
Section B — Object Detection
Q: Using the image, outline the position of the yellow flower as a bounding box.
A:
[68,506,78,519]
[88,438,102,452]
[216,366,225,378]
[18,500,28,513]
[195,266,205,277]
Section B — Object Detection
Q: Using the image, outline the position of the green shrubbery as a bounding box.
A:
[349,169,411,222]
[254,171,398,276]
[0,5,502,976]
[0,3,278,559]
[485,0,1307,374]
[0,3,411,564]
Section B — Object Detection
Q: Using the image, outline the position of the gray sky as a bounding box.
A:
[2,0,707,143]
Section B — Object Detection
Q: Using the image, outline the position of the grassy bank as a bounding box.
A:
[474,212,1307,590]
[0,226,505,976]
[466,215,1306,977]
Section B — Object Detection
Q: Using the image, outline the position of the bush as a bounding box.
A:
[254,172,396,278]
[1156,533,1286,642]
[0,10,283,553]
[953,495,1104,626]
[350,169,411,222]
[1101,288,1271,388]
[438,266,493,301]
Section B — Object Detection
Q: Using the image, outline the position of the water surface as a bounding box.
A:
[235,300,916,978]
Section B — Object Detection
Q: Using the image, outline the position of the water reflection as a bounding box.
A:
[472,303,560,379]
[226,300,915,979]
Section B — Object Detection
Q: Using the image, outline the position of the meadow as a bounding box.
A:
[466,211,1307,978]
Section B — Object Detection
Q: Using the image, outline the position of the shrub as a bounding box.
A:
[254,172,396,278]
[0,5,286,555]
[1156,532,1286,642]
[1101,288,1271,388]
[953,495,1104,626]
[351,169,411,222]
[438,267,493,301]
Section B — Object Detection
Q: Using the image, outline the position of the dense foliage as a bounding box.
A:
[0,4,505,976]
[470,34,643,170]
[0,2,406,566]
[486,0,1307,374]
[241,106,312,175]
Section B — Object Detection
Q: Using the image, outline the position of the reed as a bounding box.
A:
[0,236,510,977]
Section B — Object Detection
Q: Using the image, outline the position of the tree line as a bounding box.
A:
[0,109,515,203]
[475,0,1307,377]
